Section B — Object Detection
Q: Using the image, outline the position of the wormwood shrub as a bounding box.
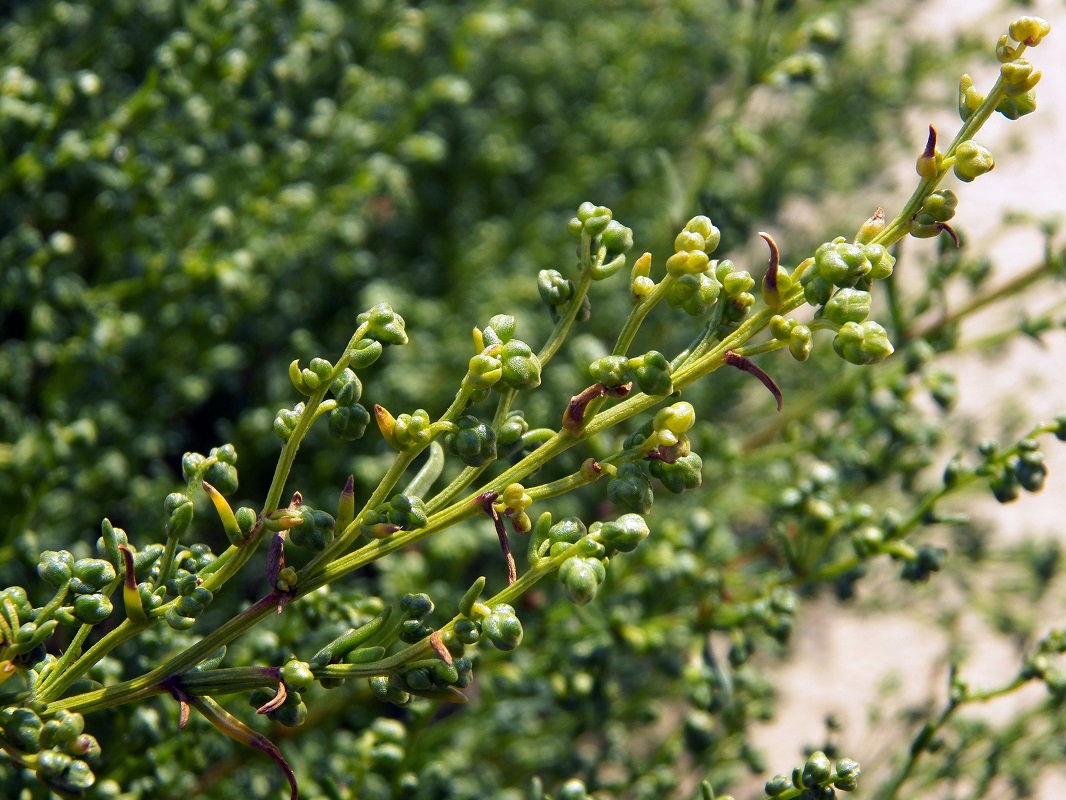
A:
[2,7,1066,800]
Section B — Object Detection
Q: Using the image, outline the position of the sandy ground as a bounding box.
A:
[747,0,1066,796]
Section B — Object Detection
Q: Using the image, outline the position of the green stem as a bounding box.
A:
[876,59,1025,249]
[612,274,678,357]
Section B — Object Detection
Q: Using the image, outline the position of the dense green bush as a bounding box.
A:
[2,2,1064,799]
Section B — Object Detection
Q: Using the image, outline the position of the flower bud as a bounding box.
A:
[348,338,383,369]
[281,659,315,692]
[608,463,654,514]
[789,325,813,362]
[38,550,75,587]
[854,208,885,245]
[1008,16,1051,47]
[665,249,710,276]
[164,492,195,539]
[824,288,871,325]
[329,402,371,441]
[952,140,994,182]
[596,513,649,553]
[559,556,606,605]
[445,415,497,467]
[832,321,894,365]
[803,750,833,787]
[996,89,1038,120]
[770,315,796,340]
[675,229,706,253]
[589,355,630,387]
[666,272,721,316]
[72,593,113,625]
[357,302,408,345]
[650,453,703,494]
[482,604,523,651]
[815,240,870,287]
[499,339,542,391]
[369,675,411,707]
[538,269,575,309]
[629,350,672,395]
[803,275,833,306]
[273,405,301,441]
[289,506,336,550]
[330,368,362,406]
[601,220,634,255]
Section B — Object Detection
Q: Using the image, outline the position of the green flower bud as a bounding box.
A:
[281,659,315,692]
[952,140,994,182]
[329,402,371,441]
[770,315,796,340]
[289,506,336,550]
[38,550,75,587]
[358,302,408,345]
[789,325,813,362]
[5,707,43,751]
[482,314,516,345]
[803,274,833,307]
[70,558,116,594]
[722,270,754,297]
[164,492,195,538]
[348,338,383,369]
[665,249,711,276]
[558,779,590,800]
[834,758,861,792]
[815,240,870,287]
[765,775,792,796]
[204,450,238,497]
[654,401,695,436]
[400,592,434,620]
[984,460,1019,503]
[72,593,113,625]
[273,405,301,441]
[538,269,575,309]
[1015,451,1048,492]
[650,453,704,494]
[630,350,672,395]
[666,272,722,316]
[391,409,433,449]
[163,606,196,630]
[446,415,497,467]
[370,675,412,707]
[559,556,606,605]
[589,355,630,387]
[824,288,872,325]
[675,229,706,253]
[608,463,654,514]
[601,219,634,255]
[686,215,721,251]
[176,585,213,617]
[330,368,362,406]
[832,321,894,365]
[584,203,618,234]
[299,357,334,391]
[482,604,523,651]
[497,410,529,447]
[499,339,542,391]
[596,513,649,553]
[1,586,33,627]
[996,89,1038,120]
[803,751,833,787]
[862,244,894,280]
[40,711,85,750]
[181,452,206,481]
[854,207,886,245]
[467,352,503,389]
[387,495,428,530]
